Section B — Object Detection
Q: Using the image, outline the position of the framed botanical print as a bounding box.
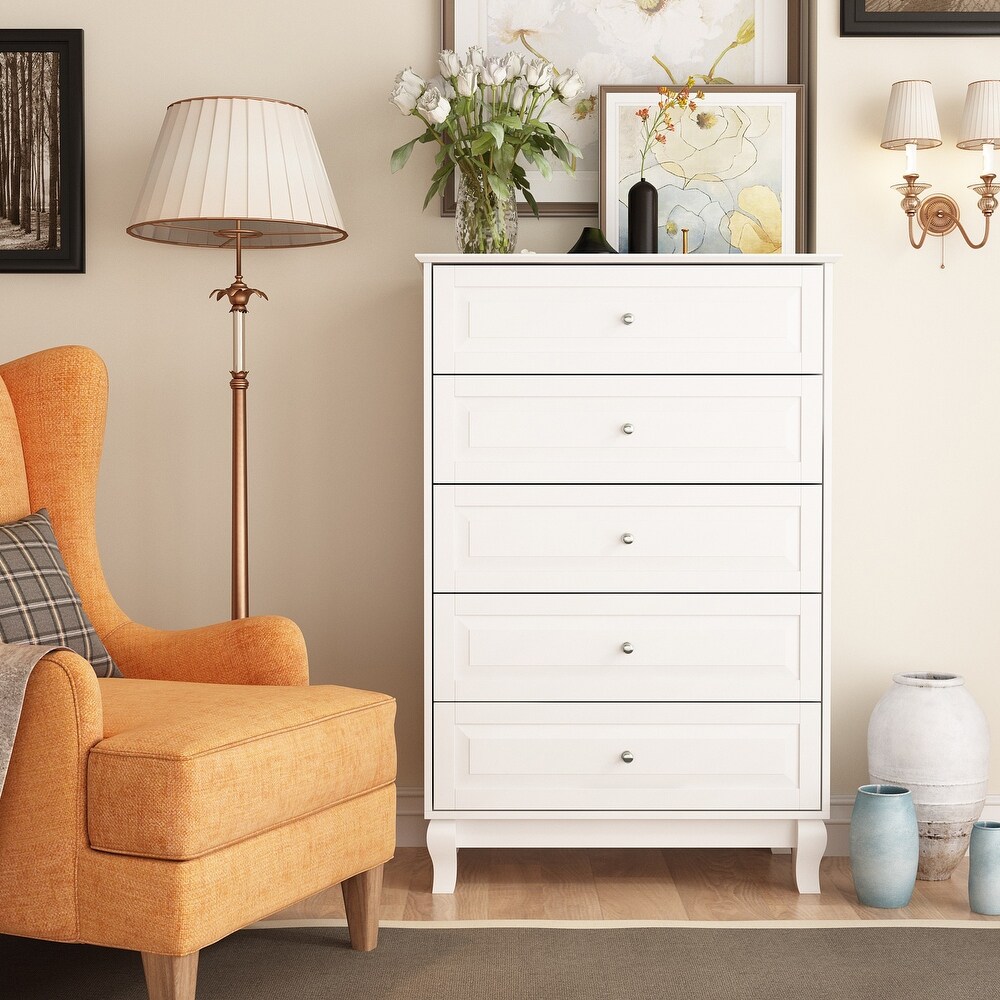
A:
[842,0,1000,36]
[442,0,807,217]
[599,84,803,254]
[0,29,84,273]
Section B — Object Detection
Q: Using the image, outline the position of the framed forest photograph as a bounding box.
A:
[0,29,84,273]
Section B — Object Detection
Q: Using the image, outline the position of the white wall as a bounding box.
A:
[4,0,997,800]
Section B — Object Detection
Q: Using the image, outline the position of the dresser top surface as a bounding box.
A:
[416,253,839,266]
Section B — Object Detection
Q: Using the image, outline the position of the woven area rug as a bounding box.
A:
[2,923,997,999]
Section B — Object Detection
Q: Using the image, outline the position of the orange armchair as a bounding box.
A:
[0,347,396,1000]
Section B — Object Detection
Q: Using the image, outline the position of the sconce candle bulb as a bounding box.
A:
[905,142,917,174]
[984,143,995,175]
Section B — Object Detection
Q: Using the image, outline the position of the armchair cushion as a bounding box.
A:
[0,510,120,678]
[87,678,396,861]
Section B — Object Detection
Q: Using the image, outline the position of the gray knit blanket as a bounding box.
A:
[0,643,66,797]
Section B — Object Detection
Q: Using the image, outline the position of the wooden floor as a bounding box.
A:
[271,848,998,923]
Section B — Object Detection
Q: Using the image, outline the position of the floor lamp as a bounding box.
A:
[127,96,347,619]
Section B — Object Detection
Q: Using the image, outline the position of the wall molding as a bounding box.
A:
[396,788,1000,855]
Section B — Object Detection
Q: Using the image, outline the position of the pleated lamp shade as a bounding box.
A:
[881,81,942,150]
[127,96,347,248]
[958,80,1000,149]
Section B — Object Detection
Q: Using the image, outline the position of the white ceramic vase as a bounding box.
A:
[868,673,990,880]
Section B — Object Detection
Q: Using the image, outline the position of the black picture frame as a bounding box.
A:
[842,0,1000,36]
[0,29,84,273]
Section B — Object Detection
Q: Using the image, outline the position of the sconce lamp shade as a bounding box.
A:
[881,80,942,150]
[127,96,347,248]
[958,80,1000,149]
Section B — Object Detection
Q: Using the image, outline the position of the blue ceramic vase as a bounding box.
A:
[969,821,1000,915]
[850,784,919,908]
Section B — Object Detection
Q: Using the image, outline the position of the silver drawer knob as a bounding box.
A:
[621,532,634,545]
[622,642,634,654]
[620,750,635,764]
[622,422,635,435]
[622,312,635,325]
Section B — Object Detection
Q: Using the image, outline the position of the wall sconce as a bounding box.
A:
[882,79,1000,261]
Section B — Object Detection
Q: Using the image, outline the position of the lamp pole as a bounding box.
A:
[211,223,267,620]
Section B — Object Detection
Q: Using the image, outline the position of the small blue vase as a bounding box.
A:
[969,821,1000,915]
[850,784,919,908]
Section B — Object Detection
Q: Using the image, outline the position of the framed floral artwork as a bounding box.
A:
[442,0,807,216]
[0,29,84,273]
[599,84,803,254]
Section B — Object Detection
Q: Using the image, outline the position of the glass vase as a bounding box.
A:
[455,170,517,254]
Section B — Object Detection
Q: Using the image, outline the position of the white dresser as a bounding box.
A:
[421,253,833,894]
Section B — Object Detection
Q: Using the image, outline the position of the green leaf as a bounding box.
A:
[390,138,418,173]
[528,150,552,181]
[429,159,453,185]
[495,143,516,176]
[550,137,574,167]
[487,174,511,201]
[484,121,505,149]
[469,134,495,155]
[703,76,732,85]
[522,187,539,218]
[422,171,451,211]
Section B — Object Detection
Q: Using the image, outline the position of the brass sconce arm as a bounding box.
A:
[894,172,999,251]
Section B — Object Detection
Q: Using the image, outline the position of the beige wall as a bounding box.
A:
[4,1,997,795]
[814,2,1000,794]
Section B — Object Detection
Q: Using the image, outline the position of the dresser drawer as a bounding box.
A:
[431,264,824,375]
[433,593,822,702]
[433,485,822,593]
[433,375,822,484]
[432,702,822,812]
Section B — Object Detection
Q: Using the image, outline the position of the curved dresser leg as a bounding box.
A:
[793,819,828,894]
[427,819,458,894]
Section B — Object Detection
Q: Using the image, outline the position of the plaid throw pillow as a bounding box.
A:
[0,510,121,678]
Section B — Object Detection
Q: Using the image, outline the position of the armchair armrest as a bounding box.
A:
[102,616,309,687]
[0,650,103,940]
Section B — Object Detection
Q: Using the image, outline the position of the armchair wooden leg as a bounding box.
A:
[141,951,199,1000]
[341,863,384,952]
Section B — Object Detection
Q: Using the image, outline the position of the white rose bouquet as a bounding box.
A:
[389,47,583,252]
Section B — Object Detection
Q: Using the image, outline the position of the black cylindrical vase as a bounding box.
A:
[627,178,658,253]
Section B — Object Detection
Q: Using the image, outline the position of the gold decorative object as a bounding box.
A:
[127,97,346,618]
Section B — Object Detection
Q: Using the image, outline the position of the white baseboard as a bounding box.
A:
[397,788,1000,856]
